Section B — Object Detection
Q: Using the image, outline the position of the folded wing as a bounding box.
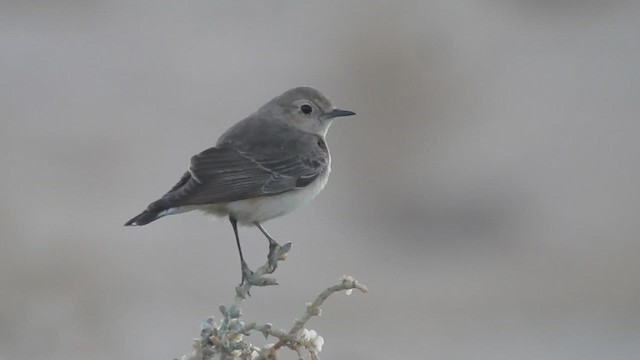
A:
[155,144,327,207]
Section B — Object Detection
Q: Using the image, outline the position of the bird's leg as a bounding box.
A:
[230,216,251,286]
[254,222,280,270]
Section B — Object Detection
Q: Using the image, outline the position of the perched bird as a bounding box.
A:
[125,87,355,283]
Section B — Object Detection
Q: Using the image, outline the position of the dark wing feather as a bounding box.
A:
[150,143,327,210]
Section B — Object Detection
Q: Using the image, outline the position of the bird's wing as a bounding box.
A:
[153,143,328,209]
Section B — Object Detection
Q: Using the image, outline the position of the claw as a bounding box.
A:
[240,260,253,288]
[267,241,280,271]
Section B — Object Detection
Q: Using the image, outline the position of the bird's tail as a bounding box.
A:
[124,207,176,226]
[124,211,159,226]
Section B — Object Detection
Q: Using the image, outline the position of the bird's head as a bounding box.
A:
[259,87,356,136]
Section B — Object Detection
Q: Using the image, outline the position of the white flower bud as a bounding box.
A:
[299,328,311,342]
[345,289,353,296]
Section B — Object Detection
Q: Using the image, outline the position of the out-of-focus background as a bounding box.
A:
[2,1,639,359]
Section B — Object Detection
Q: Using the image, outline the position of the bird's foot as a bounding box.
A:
[267,239,279,271]
[234,242,292,299]
[238,259,279,287]
[267,240,292,271]
[239,260,253,288]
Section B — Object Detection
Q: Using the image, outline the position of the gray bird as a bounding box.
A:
[125,87,355,283]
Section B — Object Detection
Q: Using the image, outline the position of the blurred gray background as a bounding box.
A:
[1,1,639,359]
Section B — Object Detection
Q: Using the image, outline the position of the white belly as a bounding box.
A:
[224,169,330,224]
[177,169,330,224]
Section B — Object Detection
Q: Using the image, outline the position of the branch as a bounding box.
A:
[174,243,368,360]
[235,241,293,300]
[262,275,368,359]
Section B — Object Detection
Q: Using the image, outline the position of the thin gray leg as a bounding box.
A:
[230,216,251,285]
[254,222,279,270]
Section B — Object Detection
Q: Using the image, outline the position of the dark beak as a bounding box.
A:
[325,108,356,118]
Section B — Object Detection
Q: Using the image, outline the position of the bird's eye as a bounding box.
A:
[300,104,313,114]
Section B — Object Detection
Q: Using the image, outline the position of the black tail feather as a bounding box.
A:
[125,174,188,226]
[124,210,163,226]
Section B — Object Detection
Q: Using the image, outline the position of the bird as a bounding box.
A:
[124,87,355,284]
